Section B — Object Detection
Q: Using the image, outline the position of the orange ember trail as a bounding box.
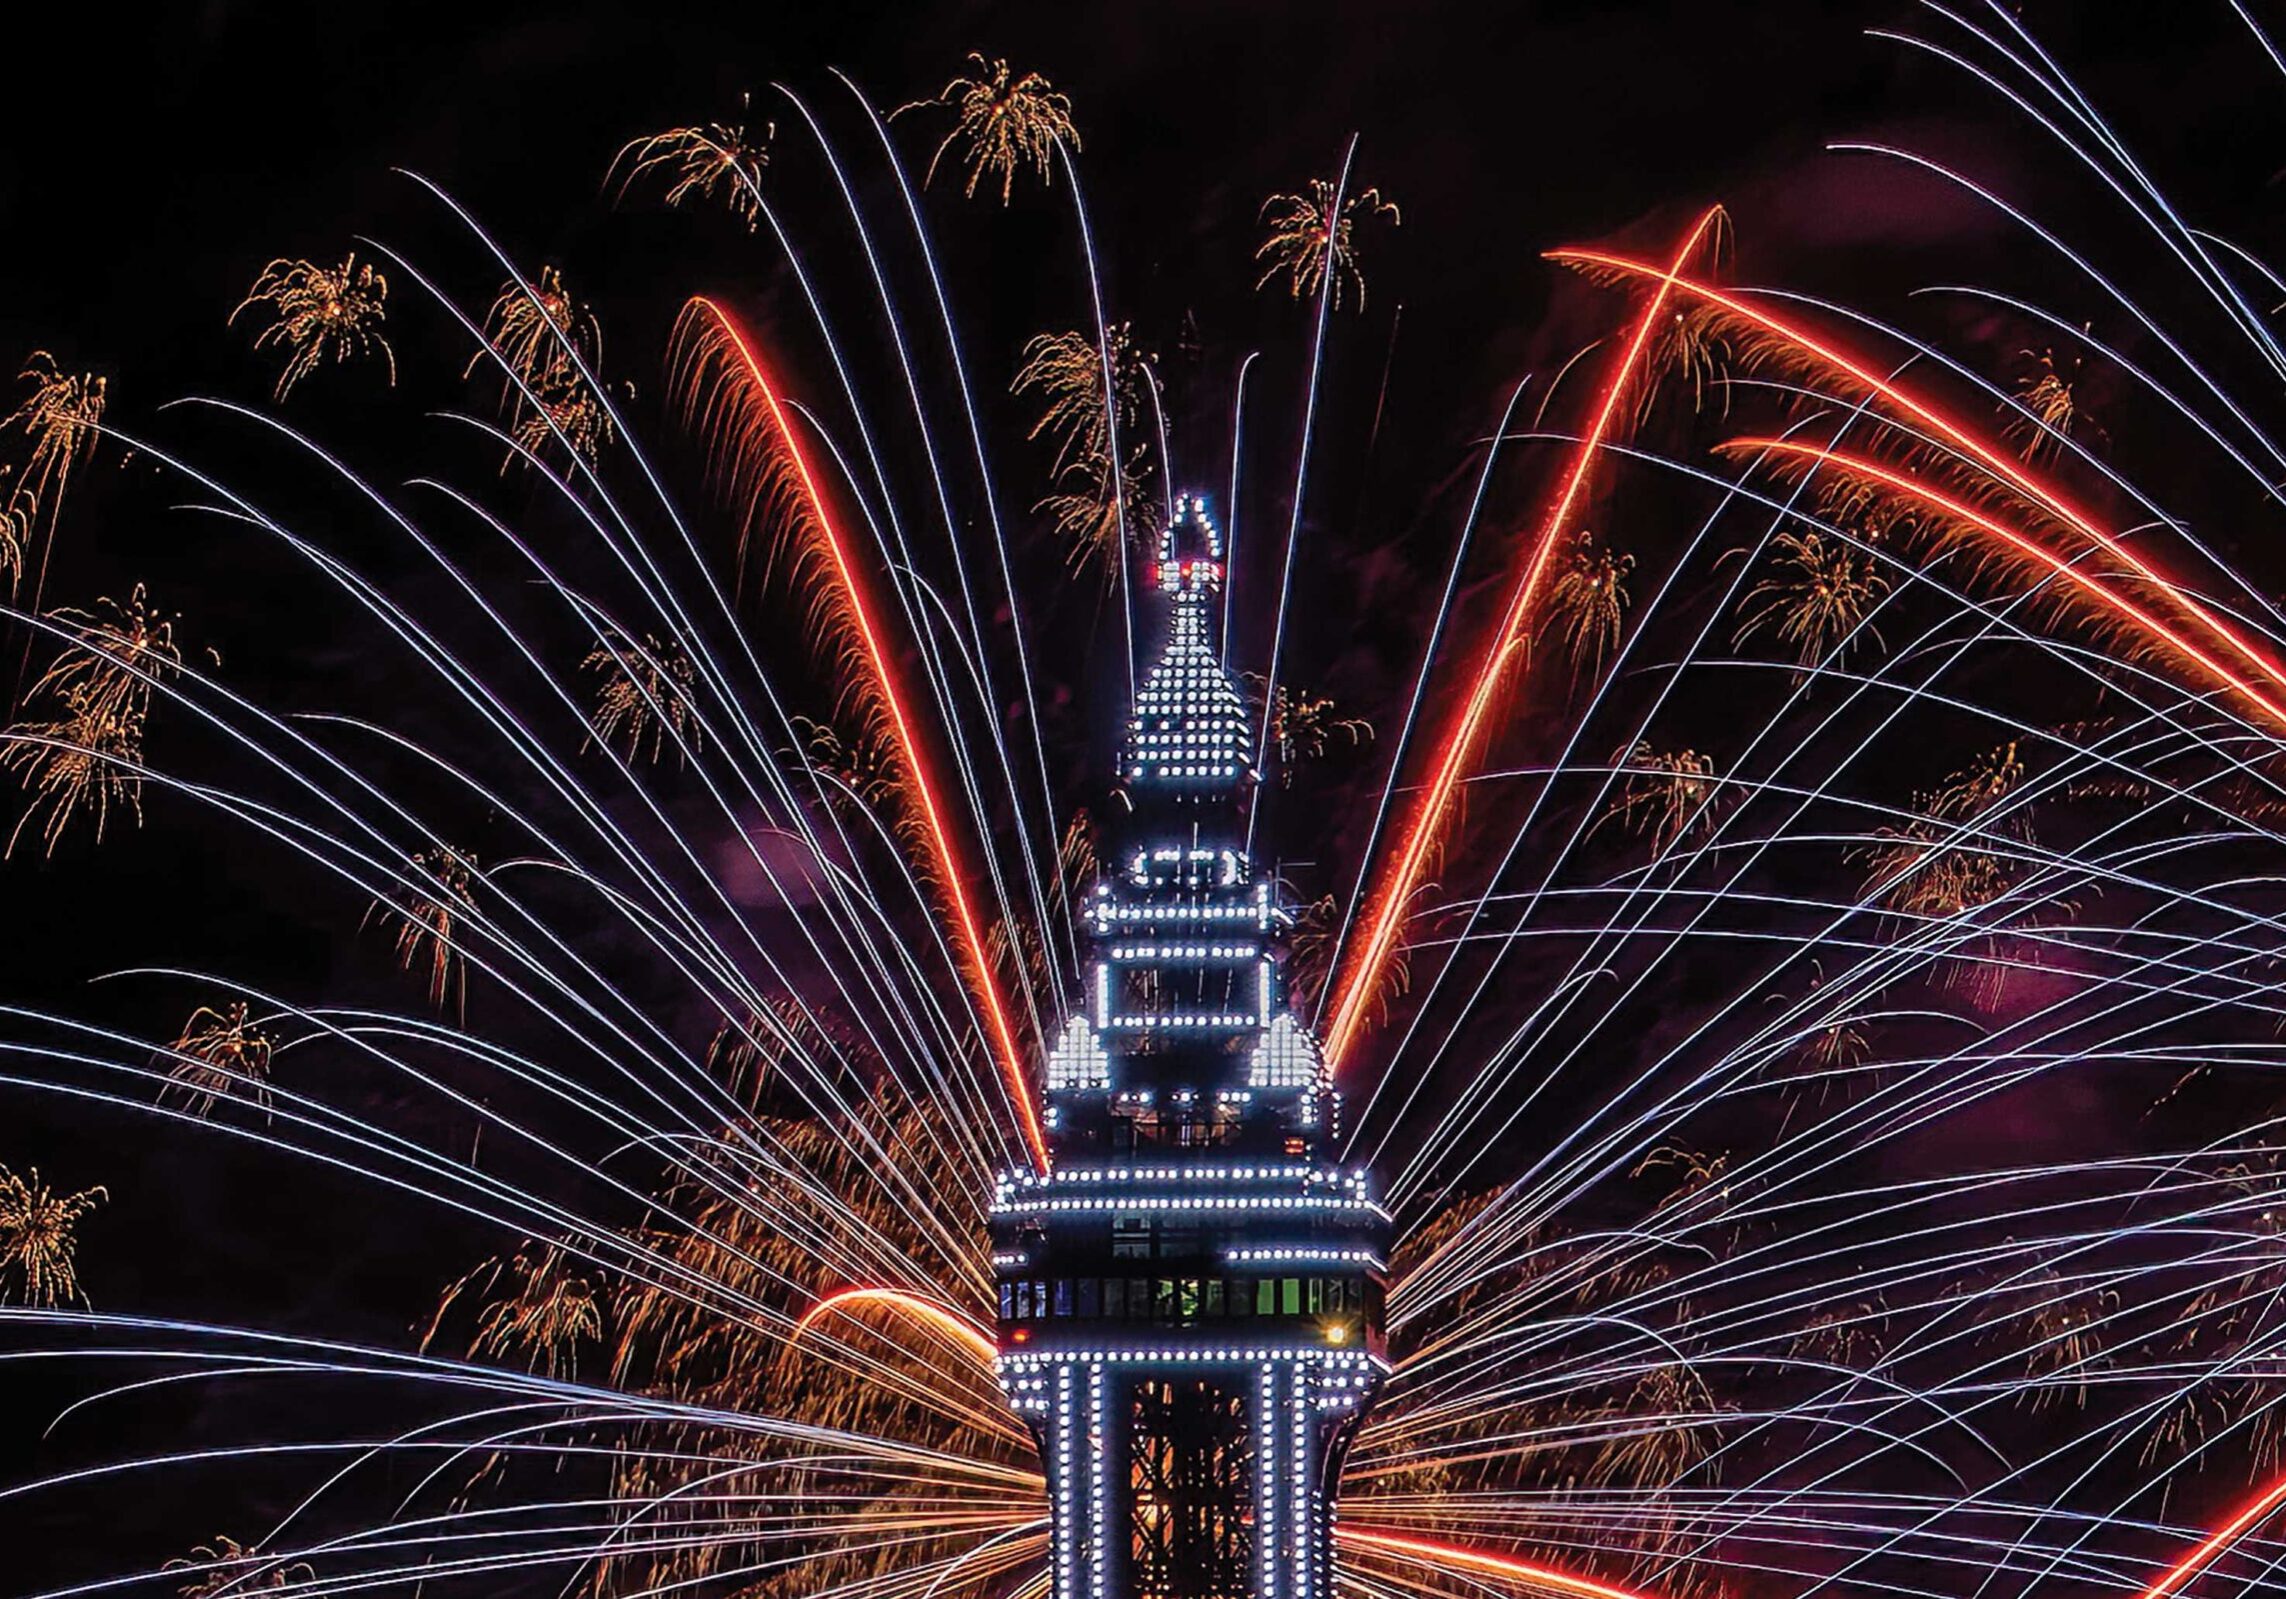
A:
[686,300,1049,1172]
[792,1286,1001,1365]
[1549,250,2286,729]
[1735,437,2286,734]
[1337,1527,1661,1599]
[1321,207,1726,1070]
[2138,1470,2286,1599]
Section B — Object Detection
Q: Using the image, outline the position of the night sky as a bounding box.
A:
[7,1,2286,1588]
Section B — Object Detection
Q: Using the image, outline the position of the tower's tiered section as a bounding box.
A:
[993,495,1389,1599]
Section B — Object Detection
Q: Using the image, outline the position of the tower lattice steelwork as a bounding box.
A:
[993,494,1389,1599]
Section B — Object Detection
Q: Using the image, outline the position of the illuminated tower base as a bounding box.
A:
[994,496,1389,1599]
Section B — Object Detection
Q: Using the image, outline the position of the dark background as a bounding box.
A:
[4,0,2285,1583]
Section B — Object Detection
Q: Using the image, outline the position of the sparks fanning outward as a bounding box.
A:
[15,10,2286,1599]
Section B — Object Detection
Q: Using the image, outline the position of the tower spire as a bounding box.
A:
[994,493,1389,1599]
[1125,493,1251,799]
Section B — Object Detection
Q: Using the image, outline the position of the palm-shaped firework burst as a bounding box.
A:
[231,252,396,401]
[10,21,2286,1599]
[1255,178,1400,309]
[901,52,1079,204]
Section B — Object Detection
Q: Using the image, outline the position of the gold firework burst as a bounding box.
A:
[900,53,1078,204]
[0,1164,105,1307]
[0,474,29,596]
[366,846,479,1019]
[230,252,395,401]
[2008,332,2099,466]
[1601,740,1723,853]
[1858,741,2028,922]
[1285,891,1412,1026]
[4,352,104,509]
[585,629,703,765]
[586,1084,1029,1599]
[791,714,899,818]
[428,1241,606,1380]
[1255,179,1400,309]
[512,378,616,468]
[1034,447,1152,584]
[2,693,146,856]
[1012,325,1152,479]
[1246,676,1373,785]
[471,266,612,469]
[2,352,105,613]
[3,584,186,856]
[165,1536,312,1599]
[1540,531,1634,687]
[1012,326,1158,582]
[704,994,860,1111]
[1733,527,1890,669]
[159,1000,276,1119]
[2008,1264,2118,1411]
[609,92,773,230]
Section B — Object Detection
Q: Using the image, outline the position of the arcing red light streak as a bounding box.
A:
[1548,249,2286,722]
[1729,438,2286,734]
[2138,1470,2286,1599]
[1321,207,1727,1070]
[791,1285,1000,1366]
[683,298,1050,1173]
[1337,1526,1661,1599]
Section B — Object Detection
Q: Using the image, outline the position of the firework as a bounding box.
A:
[428,1241,606,1380]
[899,53,1079,204]
[1012,325,1156,581]
[230,252,395,401]
[1600,740,1723,854]
[609,92,773,229]
[704,992,860,1110]
[164,1537,312,1599]
[0,1164,103,1307]
[2008,331,2100,465]
[1032,445,1150,582]
[3,352,104,507]
[2,583,184,854]
[365,845,478,1019]
[670,296,1048,1170]
[584,628,704,764]
[1,351,105,625]
[1539,530,1634,686]
[1255,178,1400,309]
[1554,247,2286,739]
[1731,525,1889,669]
[158,1000,275,1119]
[1246,673,1374,784]
[470,265,613,469]
[0,472,31,595]
[12,21,2286,1599]
[1322,206,1726,1070]
[1012,324,1152,479]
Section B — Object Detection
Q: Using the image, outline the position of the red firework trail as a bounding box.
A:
[2138,1469,2286,1599]
[1322,206,1728,1070]
[680,298,1050,1172]
[1338,1526,1663,1599]
[1734,437,2286,730]
[1549,250,2286,735]
[792,1285,1001,1365]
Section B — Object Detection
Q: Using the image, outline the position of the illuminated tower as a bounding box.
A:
[993,494,1389,1599]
